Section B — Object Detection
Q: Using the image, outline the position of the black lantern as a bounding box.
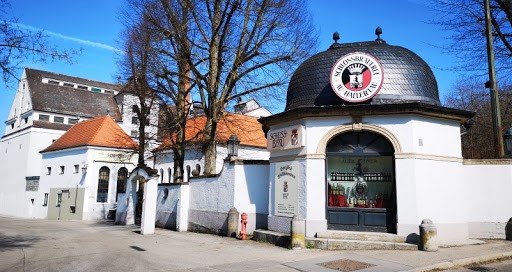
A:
[504,126,512,157]
[227,134,240,157]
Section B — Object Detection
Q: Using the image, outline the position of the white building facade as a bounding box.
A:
[0,68,159,218]
[258,35,512,242]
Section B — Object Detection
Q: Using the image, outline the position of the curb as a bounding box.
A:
[408,251,512,272]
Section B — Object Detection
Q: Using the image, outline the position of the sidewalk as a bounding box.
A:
[281,240,512,272]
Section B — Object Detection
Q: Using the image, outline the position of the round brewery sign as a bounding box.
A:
[330,52,384,103]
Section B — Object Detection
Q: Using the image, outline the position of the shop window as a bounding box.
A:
[39,114,50,121]
[326,132,394,209]
[43,193,48,206]
[96,166,110,203]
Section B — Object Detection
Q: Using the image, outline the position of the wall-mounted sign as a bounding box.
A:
[94,151,136,163]
[330,52,384,103]
[267,125,304,151]
[274,161,299,217]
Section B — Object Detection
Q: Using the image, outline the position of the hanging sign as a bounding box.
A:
[274,161,299,217]
[267,125,305,151]
[330,52,384,103]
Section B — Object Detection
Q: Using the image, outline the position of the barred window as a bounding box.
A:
[96,166,110,203]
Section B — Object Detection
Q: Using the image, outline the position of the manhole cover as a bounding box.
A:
[319,259,376,272]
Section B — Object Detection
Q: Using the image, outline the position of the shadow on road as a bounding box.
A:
[0,232,40,251]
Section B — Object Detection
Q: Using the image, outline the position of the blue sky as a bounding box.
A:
[0,0,481,120]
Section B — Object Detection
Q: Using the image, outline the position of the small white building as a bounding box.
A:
[37,116,138,220]
[257,34,512,241]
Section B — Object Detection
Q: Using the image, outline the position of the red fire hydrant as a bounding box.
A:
[240,212,248,240]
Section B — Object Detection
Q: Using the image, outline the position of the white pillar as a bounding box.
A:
[176,183,190,232]
[141,177,158,235]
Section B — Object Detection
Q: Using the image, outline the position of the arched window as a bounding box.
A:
[160,169,164,183]
[167,168,172,183]
[97,166,110,203]
[116,167,128,201]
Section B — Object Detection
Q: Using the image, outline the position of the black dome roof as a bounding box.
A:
[285,40,440,111]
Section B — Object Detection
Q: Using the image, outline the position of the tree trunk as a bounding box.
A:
[203,117,218,174]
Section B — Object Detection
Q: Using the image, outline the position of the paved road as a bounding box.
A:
[444,259,512,271]
[1,216,511,272]
[0,216,405,272]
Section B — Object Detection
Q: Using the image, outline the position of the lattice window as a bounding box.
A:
[96,166,110,203]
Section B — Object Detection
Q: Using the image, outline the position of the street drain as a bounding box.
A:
[130,246,146,252]
[319,259,375,272]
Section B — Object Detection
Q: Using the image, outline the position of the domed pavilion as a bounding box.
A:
[259,29,478,241]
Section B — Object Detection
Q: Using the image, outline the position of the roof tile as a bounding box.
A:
[41,116,138,153]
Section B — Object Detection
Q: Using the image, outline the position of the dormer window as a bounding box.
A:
[77,85,88,90]
[63,82,74,88]
[39,114,50,121]
[54,116,64,123]
[48,80,60,85]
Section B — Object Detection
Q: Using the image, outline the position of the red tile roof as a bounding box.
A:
[41,116,138,153]
[155,113,266,152]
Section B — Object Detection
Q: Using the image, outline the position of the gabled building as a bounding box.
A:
[37,116,138,220]
[0,68,160,218]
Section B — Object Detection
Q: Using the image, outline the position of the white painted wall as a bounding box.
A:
[463,161,512,238]
[266,114,474,240]
[117,93,160,164]
[154,145,269,183]
[0,127,65,217]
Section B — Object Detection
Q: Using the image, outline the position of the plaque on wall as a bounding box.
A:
[267,125,305,151]
[274,161,299,217]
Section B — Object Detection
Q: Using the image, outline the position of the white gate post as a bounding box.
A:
[176,183,190,232]
[141,176,158,235]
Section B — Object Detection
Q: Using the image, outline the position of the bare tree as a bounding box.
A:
[444,79,512,158]
[0,0,76,84]
[140,0,316,174]
[122,0,194,182]
[118,19,160,167]
[432,0,512,75]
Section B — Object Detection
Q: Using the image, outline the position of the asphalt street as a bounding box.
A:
[1,216,512,272]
